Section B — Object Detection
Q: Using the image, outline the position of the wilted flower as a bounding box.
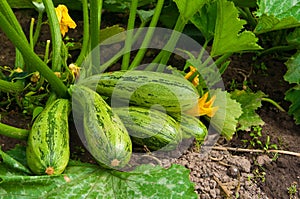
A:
[30,72,40,83]
[54,72,61,78]
[69,63,80,79]
[14,67,23,73]
[55,5,77,37]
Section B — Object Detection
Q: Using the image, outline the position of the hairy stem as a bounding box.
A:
[0,122,29,140]
[42,0,62,72]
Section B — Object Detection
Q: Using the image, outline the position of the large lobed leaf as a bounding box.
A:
[0,146,197,198]
[173,0,209,21]
[285,85,300,125]
[209,89,243,140]
[230,90,265,131]
[190,1,217,41]
[210,0,262,57]
[284,51,300,84]
[255,0,300,34]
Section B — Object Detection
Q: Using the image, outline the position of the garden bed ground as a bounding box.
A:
[1,9,300,199]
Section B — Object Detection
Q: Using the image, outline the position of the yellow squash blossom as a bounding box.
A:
[184,66,218,117]
[185,92,219,117]
[185,66,199,87]
[55,5,77,37]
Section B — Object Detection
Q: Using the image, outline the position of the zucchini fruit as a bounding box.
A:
[178,114,208,144]
[26,99,70,175]
[72,85,132,169]
[89,70,199,112]
[113,106,182,151]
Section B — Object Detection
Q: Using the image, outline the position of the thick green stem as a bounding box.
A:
[0,12,68,97]
[0,1,27,69]
[156,16,188,72]
[0,79,24,93]
[129,0,165,70]
[121,0,139,70]
[213,52,232,67]
[0,122,29,140]
[33,11,44,46]
[75,0,89,66]
[90,0,102,70]
[42,0,62,72]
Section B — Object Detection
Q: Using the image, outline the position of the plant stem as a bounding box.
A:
[262,97,286,112]
[197,39,210,62]
[75,0,89,66]
[42,0,62,72]
[213,53,232,66]
[156,16,188,72]
[0,1,27,69]
[243,7,257,28]
[100,26,146,71]
[121,0,139,70]
[258,45,297,57]
[128,0,165,70]
[30,18,35,50]
[89,0,103,71]
[0,122,29,140]
[0,79,24,93]
[33,10,44,46]
[0,12,68,97]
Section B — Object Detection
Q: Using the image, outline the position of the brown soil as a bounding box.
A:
[0,9,300,199]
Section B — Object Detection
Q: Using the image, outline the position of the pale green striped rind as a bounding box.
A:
[114,106,182,151]
[73,85,132,169]
[177,114,208,143]
[95,70,199,112]
[26,99,70,175]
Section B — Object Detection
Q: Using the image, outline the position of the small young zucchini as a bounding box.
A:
[26,99,70,175]
[113,106,182,151]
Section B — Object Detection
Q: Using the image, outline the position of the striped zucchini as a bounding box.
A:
[171,113,208,144]
[72,85,132,169]
[83,70,199,112]
[113,106,182,151]
[26,99,70,175]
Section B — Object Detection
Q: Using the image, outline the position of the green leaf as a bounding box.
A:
[0,146,31,175]
[159,3,179,28]
[287,28,300,47]
[173,0,208,21]
[99,25,126,45]
[285,85,300,125]
[190,1,217,41]
[284,51,300,84]
[0,148,197,198]
[230,0,257,8]
[136,9,155,24]
[210,89,243,140]
[255,0,300,34]
[230,90,265,131]
[32,106,43,122]
[211,0,262,57]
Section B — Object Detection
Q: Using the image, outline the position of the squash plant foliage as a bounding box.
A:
[0,0,300,198]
